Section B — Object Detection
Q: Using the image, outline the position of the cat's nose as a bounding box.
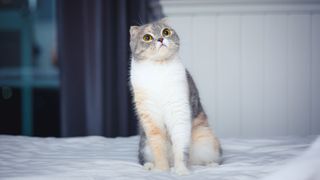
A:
[157,37,164,43]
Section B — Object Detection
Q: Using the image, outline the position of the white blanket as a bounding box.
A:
[261,137,320,180]
[0,135,319,180]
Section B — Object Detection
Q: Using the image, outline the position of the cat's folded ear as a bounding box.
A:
[130,26,139,37]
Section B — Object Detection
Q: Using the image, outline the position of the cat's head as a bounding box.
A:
[129,18,180,62]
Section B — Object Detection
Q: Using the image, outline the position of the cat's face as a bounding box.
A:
[130,18,180,61]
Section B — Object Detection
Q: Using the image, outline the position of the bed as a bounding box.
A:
[0,135,319,180]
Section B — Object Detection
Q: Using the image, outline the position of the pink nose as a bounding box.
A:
[158,37,164,43]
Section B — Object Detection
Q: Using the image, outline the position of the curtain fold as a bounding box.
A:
[57,0,163,137]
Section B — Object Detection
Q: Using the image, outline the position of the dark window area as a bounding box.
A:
[33,88,60,137]
[0,88,22,134]
[0,0,59,137]
[0,31,21,68]
[0,87,60,136]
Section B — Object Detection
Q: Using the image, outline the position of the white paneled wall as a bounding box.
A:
[161,0,320,138]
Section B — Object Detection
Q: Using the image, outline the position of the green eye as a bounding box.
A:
[143,34,153,42]
[162,28,172,37]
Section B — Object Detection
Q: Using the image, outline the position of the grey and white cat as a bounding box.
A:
[129,18,222,175]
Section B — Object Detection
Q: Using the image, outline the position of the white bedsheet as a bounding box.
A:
[0,135,318,180]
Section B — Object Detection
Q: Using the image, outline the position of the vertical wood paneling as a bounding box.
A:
[311,14,320,134]
[264,14,288,136]
[191,15,218,131]
[241,15,264,137]
[287,14,311,135]
[216,15,241,137]
[164,2,320,137]
[169,16,193,69]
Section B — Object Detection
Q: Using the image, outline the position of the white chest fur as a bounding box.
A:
[130,56,192,130]
[130,57,189,108]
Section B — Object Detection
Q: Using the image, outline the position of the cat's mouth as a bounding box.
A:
[159,44,167,48]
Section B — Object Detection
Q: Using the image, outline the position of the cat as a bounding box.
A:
[129,18,222,175]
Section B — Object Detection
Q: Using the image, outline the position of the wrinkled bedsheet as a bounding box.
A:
[0,135,318,180]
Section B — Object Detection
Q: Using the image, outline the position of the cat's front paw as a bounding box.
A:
[144,162,169,172]
[154,165,169,172]
[172,165,190,176]
[143,162,154,170]
[207,162,219,167]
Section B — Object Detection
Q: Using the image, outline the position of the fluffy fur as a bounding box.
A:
[129,18,221,175]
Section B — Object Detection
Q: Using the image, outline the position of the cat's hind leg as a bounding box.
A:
[190,113,221,166]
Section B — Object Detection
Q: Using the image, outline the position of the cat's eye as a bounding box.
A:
[143,34,153,42]
[162,28,172,37]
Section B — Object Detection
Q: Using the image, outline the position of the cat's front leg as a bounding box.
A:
[166,109,192,175]
[143,123,169,171]
[134,88,170,171]
[138,115,169,171]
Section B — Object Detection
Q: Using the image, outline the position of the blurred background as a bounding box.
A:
[0,0,319,138]
[0,0,163,137]
[0,0,59,137]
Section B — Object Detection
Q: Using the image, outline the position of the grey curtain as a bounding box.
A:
[57,0,163,137]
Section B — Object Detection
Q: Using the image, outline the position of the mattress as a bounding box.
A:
[0,135,319,180]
